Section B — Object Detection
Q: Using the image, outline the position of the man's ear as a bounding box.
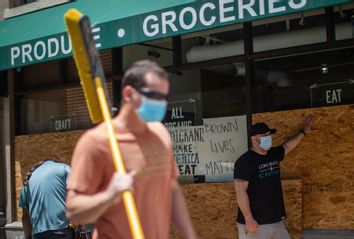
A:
[251,135,259,143]
[122,85,134,103]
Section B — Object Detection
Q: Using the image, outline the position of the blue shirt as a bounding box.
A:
[19,161,71,235]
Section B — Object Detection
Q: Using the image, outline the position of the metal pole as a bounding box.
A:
[243,22,254,149]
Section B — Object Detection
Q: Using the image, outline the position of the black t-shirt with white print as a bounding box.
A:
[233,146,286,225]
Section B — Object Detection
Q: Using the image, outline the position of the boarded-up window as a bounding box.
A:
[19,83,112,135]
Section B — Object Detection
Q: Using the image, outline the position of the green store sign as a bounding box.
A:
[1,0,353,70]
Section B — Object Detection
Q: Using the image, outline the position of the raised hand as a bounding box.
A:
[302,114,313,135]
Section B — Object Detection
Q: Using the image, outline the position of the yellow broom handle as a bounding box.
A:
[95,77,145,239]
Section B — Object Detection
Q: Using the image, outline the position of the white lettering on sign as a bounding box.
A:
[200,3,216,26]
[11,47,20,65]
[9,26,103,66]
[10,35,72,66]
[92,27,102,48]
[55,119,71,131]
[7,0,312,68]
[326,89,342,104]
[269,0,286,14]
[259,0,265,15]
[161,11,178,34]
[289,0,307,9]
[220,0,236,23]
[48,38,59,58]
[171,107,184,119]
[141,0,308,38]
[61,35,72,54]
[143,15,159,37]
[179,7,198,30]
[33,41,46,60]
[22,44,33,63]
[238,0,257,19]
[165,121,192,128]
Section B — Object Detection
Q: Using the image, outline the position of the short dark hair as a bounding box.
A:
[122,60,168,88]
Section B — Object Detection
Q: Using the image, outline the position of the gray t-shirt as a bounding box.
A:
[19,161,71,234]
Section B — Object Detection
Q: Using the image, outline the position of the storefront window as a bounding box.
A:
[10,0,35,8]
[165,63,247,183]
[17,53,113,135]
[20,89,68,135]
[123,39,173,70]
[253,47,354,113]
[182,24,244,64]
[252,9,327,52]
[335,4,354,41]
[19,84,113,135]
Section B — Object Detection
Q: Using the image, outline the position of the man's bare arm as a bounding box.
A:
[66,172,134,225]
[171,181,198,239]
[22,208,32,239]
[234,179,259,232]
[282,114,313,155]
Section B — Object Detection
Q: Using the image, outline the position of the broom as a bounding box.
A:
[64,9,145,239]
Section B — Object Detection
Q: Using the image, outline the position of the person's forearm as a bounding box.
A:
[22,220,32,238]
[171,183,198,239]
[66,190,118,225]
[235,188,253,220]
[22,209,32,238]
[283,131,304,155]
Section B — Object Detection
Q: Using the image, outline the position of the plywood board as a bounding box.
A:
[170,180,302,239]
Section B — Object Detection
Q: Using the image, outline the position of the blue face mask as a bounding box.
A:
[137,96,167,122]
[259,136,272,150]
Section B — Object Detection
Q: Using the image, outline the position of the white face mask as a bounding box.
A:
[259,136,272,150]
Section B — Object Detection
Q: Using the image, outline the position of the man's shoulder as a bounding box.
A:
[147,122,168,131]
[238,150,254,161]
[78,124,105,144]
[73,125,107,157]
[147,122,171,140]
[269,145,284,152]
[234,150,254,167]
[268,146,285,158]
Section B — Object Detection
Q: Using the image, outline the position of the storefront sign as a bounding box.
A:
[310,80,354,107]
[1,0,352,70]
[164,99,197,127]
[50,115,77,132]
[54,119,72,131]
[168,115,248,182]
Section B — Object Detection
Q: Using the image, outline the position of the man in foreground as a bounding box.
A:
[66,60,197,239]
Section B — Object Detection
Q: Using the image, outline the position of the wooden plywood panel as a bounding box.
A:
[253,104,354,229]
[170,180,302,239]
[283,180,303,239]
[171,183,237,239]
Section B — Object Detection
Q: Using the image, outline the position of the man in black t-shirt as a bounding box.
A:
[234,114,313,239]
